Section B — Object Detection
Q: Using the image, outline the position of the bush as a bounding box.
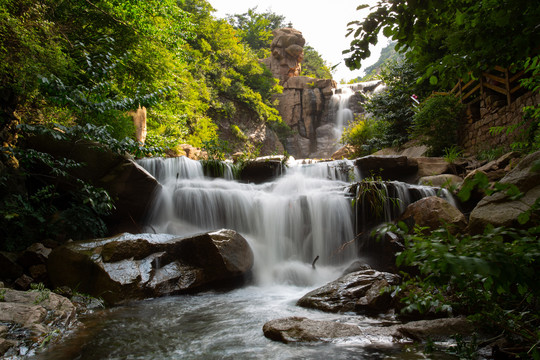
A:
[340,116,376,155]
[412,94,464,156]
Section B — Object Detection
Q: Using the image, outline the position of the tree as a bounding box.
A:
[344,1,540,86]
[301,45,332,79]
[226,7,287,58]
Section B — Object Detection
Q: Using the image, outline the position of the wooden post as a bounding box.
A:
[504,68,511,105]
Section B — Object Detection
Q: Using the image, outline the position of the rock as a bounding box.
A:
[13,274,33,290]
[418,174,463,187]
[239,158,284,183]
[261,28,305,83]
[399,196,468,234]
[178,144,208,160]
[474,151,521,182]
[468,150,540,233]
[332,145,357,160]
[355,155,418,182]
[262,317,362,343]
[416,157,451,177]
[297,269,400,315]
[0,338,17,356]
[0,288,77,355]
[394,317,475,342]
[47,230,254,304]
[17,243,51,268]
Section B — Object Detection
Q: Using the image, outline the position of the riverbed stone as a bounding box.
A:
[262,317,362,343]
[297,269,400,315]
[47,230,254,304]
[418,174,463,187]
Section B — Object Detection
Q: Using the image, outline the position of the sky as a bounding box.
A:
[209,0,388,82]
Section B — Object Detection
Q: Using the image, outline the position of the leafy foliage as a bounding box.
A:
[344,1,540,86]
[301,46,332,79]
[364,59,432,148]
[378,173,540,358]
[339,116,375,156]
[226,6,288,59]
[412,94,464,156]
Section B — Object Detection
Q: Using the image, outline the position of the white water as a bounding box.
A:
[138,157,358,286]
[330,86,355,137]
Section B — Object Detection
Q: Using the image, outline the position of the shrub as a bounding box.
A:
[412,94,464,156]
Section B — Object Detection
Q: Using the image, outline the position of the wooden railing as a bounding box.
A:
[449,66,524,107]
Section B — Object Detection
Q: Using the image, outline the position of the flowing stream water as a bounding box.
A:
[38,157,456,359]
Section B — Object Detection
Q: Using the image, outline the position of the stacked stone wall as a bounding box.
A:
[460,91,540,154]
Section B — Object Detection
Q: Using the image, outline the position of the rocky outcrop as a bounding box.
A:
[261,28,305,84]
[297,269,400,315]
[468,150,540,233]
[47,230,254,304]
[0,288,77,357]
[399,196,468,234]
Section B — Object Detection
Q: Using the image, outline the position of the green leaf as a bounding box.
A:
[429,75,438,85]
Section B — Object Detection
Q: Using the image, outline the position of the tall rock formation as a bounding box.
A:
[262,28,383,159]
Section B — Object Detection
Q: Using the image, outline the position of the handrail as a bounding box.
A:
[449,66,524,106]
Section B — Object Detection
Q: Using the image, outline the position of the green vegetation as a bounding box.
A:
[345,1,540,86]
[412,94,464,156]
[340,116,375,156]
[376,174,540,358]
[301,46,332,79]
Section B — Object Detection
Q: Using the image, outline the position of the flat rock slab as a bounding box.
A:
[263,317,362,343]
[263,316,475,344]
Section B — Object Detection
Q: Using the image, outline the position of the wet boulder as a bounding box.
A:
[297,269,400,315]
[399,196,468,234]
[47,230,254,304]
[263,317,362,343]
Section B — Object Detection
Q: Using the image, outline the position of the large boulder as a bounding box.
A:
[468,150,540,233]
[297,269,400,315]
[399,196,468,234]
[355,155,418,182]
[47,230,254,304]
[263,317,362,343]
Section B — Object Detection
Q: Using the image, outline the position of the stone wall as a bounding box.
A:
[460,91,540,154]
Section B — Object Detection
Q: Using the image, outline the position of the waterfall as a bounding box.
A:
[330,86,355,137]
[138,156,455,285]
[138,156,357,285]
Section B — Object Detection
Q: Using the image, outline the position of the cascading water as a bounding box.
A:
[138,156,359,285]
[330,85,355,137]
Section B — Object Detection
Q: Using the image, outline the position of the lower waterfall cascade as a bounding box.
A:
[137,155,454,285]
